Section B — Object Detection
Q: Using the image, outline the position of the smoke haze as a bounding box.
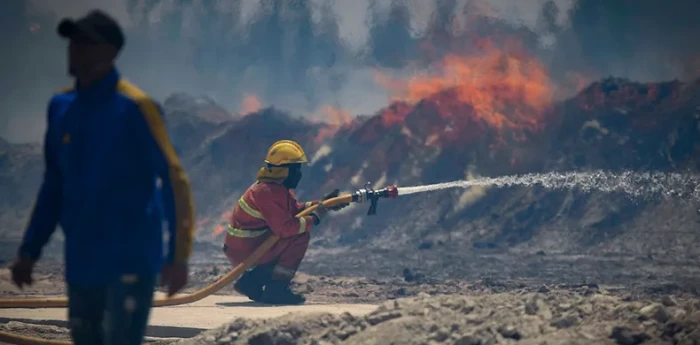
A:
[1,0,697,143]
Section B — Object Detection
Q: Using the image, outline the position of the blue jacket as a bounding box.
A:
[18,68,196,285]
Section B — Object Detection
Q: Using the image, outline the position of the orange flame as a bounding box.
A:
[377,102,413,127]
[210,209,232,237]
[312,105,354,143]
[377,39,553,132]
[241,94,262,115]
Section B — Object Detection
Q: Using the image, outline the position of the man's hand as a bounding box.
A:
[10,257,36,290]
[311,202,328,225]
[160,262,188,297]
[314,203,329,218]
[322,189,349,211]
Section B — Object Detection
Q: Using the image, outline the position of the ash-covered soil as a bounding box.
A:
[3,241,700,344]
[7,272,700,345]
[3,239,700,300]
[178,288,700,345]
[0,322,179,345]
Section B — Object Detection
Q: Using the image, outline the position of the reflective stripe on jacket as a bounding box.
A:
[228,182,317,239]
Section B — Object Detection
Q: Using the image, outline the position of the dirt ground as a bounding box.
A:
[6,273,700,345]
[3,240,700,344]
[181,290,700,345]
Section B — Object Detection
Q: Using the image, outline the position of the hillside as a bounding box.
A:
[1,78,699,286]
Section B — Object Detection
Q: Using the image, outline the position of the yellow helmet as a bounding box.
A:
[264,140,308,166]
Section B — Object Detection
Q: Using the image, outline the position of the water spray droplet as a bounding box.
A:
[397,171,700,202]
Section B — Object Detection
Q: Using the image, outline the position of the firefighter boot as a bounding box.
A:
[259,280,306,305]
[234,263,275,302]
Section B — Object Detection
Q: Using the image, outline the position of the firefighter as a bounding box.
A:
[223,140,348,305]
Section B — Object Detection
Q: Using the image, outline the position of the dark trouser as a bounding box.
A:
[67,275,156,345]
[224,231,310,282]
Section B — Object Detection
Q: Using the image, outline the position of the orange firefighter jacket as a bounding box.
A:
[227,181,318,239]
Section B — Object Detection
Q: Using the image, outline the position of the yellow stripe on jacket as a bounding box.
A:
[117,79,196,263]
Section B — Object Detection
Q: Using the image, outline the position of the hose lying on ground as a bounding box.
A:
[0,194,355,345]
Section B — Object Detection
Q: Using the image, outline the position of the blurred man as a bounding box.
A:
[9,9,195,345]
[223,140,348,305]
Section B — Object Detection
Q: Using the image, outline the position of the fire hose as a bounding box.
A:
[0,184,399,345]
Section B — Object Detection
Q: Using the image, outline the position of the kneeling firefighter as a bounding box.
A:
[223,140,348,305]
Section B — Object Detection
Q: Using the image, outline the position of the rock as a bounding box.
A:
[525,297,553,319]
[578,303,594,315]
[610,326,651,345]
[662,321,684,338]
[497,326,522,340]
[335,326,358,340]
[621,294,634,302]
[221,334,238,343]
[248,331,297,345]
[546,340,588,345]
[662,296,678,307]
[679,329,700,344]
[366,311,402,325]
[671,308,687,320]
[538,286,551,293]
[454,335,482,345]
[559,303,572,310]
[551,314,580,329]
[417,292,431,299]
[464,314,485,325]
[391,287,408,298]
[461,303,476,314]
[525,299,539,315]
[431,328,450,341]
[639,303,670,323]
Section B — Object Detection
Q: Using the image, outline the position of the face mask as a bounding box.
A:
[284,166,302,189]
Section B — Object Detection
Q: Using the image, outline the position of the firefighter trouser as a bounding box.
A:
[224,231,310,281]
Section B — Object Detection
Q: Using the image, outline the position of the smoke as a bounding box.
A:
[548,0,700,83]
[2,0,696,144]
[366,0,416,69]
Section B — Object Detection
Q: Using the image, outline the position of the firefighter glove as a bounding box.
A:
[323,189,349,211]
[311,203,328,225]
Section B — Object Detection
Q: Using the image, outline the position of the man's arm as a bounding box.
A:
[17,101,62,260]
[255,190,315,238]
[131,99,195,264]
[295,189,345,213]
[289,189,315,213]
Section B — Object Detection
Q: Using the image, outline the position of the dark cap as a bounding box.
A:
[57,10,125,51]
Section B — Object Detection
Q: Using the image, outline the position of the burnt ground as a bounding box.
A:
[5,239,697,300]
[2,238,700,344]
